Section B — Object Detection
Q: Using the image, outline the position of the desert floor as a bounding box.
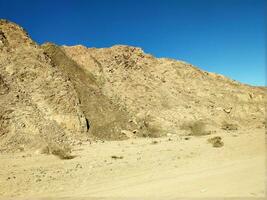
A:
[0,129,266,200]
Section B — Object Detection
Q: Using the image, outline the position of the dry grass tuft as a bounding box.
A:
[207,136,224,148]
[151,140,159,144]
[181,120,210,136]
[141,115,165,138]
[221,121,238,131]
[41,143,75,160]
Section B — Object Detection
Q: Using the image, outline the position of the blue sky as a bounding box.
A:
[0,0,265,86]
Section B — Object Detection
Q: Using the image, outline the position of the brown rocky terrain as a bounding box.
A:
[0,19,266,150]
[41,43,142,140]
[62,44,266,137]
[0,20,89,152]
[0,20,266,199]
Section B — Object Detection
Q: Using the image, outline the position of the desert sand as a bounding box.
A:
[0,128,265,199]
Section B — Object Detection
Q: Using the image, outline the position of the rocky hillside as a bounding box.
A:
[62,45,266,136]
[0,19,266,152]
[41,43,142,140]
[0,20,91,152]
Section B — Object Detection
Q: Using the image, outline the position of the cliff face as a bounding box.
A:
[0,20,266,151]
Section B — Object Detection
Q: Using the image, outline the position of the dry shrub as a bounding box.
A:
[144,126,163,138]
[151,140,159,144]
[181,120,210,136]
[142,116,165,138]
[0,110,9,137]
[41,142,75,160]
[207,136,224,148]
[161,97,172,109]
[221,121,238,131]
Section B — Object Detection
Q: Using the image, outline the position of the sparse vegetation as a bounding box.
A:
[221,121,238,131]
[144,126,163,138]
[41,143,75,160]
[207,136,224,148]
[142,115,165,138]
[181,120,210,136]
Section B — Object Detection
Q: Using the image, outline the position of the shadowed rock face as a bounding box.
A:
[0,19,266,151]
[41,43,142,140]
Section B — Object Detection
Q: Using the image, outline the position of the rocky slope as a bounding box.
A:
[0,20,88,152]
[62,45,266,136]
[0,19,266,152]
[41,43,142,140]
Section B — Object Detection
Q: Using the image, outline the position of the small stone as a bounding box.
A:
[151,140,158,144]
[111,155,123,159]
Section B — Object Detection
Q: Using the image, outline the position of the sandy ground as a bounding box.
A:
[0,129,266,200]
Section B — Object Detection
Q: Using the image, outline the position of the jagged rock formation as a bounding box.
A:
[0,19,266,151]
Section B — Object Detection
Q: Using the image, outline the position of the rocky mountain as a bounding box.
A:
[0,19,266,152]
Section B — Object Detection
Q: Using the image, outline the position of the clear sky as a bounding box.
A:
[0,0,265,86]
